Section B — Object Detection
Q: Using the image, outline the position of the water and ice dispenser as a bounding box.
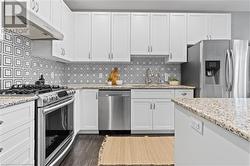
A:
[205,61,220,84]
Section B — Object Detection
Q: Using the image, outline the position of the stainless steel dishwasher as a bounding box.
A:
[98,90,131,131]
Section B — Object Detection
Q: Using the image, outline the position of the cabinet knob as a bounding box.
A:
[148,46,150,53]
[0,121,3,125]
[0,148,3,153]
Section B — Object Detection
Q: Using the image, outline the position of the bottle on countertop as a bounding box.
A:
[35,74,45,85]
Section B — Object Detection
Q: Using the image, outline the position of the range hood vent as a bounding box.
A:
[3,2,63,40]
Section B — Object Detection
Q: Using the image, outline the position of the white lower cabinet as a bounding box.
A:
[0,102,35,166]
[78,89,99,133]
[153,99,174,130]
[131,89,175,133]
[131,89,193,133]
[131,99,153,130]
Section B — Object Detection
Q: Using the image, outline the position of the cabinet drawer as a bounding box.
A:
[175,90,194,98]
[131,90,175,99]
[0,102,34,135]
[0,121,34,164]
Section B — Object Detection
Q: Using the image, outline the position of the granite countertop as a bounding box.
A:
[0,95,38,109]
[172,98,250,141]
[67,84,195,90]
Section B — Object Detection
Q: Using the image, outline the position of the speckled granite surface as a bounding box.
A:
[172,98,250,141]
[0,96,38,109]
[67,84,195,90]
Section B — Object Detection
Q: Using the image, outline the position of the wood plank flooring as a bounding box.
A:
[60,135,105,166]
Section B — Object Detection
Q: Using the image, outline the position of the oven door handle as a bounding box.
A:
[43,98,74,115]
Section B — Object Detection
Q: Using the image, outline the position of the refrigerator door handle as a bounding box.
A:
[225,49,230,91]
[229,49,234,91]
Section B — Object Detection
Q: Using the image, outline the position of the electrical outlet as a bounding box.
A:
[190,117,203,135]
[164,73,169,82]
[99,73,103,78]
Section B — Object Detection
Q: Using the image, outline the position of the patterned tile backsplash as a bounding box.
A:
[65,58,180,84]
[0,31,65,89]
[0,31,181,89]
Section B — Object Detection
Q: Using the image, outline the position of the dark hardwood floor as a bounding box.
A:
[60,135,105,166]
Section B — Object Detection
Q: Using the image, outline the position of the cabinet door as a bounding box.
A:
[131,99,153,130]
[0,0,2,40]
[131,13,150,55]
[153,100,174,131]
[36,0,51,24]
[74,12,91,61]
[92,12,111,61]
[187,13,209,45]
[169,13,187,63]
[111,12,131,62]
[79,90,98,131]
[150,13,170,55]
[209,14,231,40]
[61,2,73,61]
[51,0,62,31]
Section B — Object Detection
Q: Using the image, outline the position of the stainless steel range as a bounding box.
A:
[36,88,75,166]
[0,84,75,166]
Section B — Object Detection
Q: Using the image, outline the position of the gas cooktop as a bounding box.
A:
[0,84,67,95]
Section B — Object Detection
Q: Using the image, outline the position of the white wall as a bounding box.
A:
[231,12,250,40]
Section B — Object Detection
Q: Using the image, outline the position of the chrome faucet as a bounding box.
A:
[145,68,153,84]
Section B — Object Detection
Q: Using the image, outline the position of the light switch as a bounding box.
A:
[190,117,203,135]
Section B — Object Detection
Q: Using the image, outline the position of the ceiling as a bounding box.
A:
[64,0,250,12]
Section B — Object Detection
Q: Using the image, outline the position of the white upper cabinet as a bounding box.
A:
[187,13,209,45]
[91,12,111,61]
[187,13,231,44]
[111,12,131,62]
[51,0,62,31]
[131,13,170,56]
[209,14,231,40]
[131,13,150,55]
[169,13,187,63]
[74,12,92,61]
[150,13,170,55]
[61,2,73,61]
[29,0,51,24]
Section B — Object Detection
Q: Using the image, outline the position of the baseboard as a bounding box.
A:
[78,130,99,134]
[131,130,175,135]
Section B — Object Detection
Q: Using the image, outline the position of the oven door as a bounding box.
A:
[42,97,74,165]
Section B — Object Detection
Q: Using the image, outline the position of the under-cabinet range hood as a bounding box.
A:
[4,4,63,40]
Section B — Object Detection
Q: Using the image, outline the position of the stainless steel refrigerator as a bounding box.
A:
[182,40,250,98]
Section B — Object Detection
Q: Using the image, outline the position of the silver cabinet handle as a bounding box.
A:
[96,92,98,100]
[88,52,91,59]
[153,103,156,110]
[31,0,36,10]
[108,53,111,60]
[170,53,172,59]
[0,121,3,125]
[0,148,3,153]
[36,1,39,13]
[150,46,153,53]
[111,53,113,59]
[150,103,152,110]
[148,46,150,53]
[181,93,187,96]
